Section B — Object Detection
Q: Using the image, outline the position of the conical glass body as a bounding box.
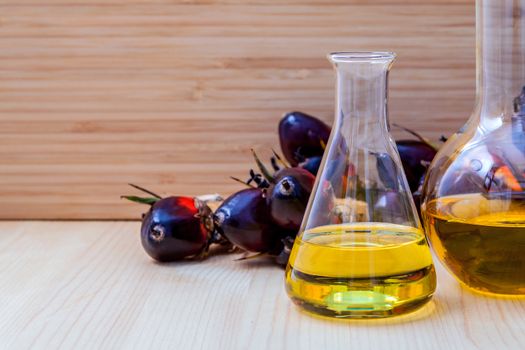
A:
[422,0,525,296]
[285,52,437,318]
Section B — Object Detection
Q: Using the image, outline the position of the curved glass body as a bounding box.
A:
[285,52,436,319]
[422,0,525,295]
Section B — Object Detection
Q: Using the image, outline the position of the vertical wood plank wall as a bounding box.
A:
[0,0,474,219]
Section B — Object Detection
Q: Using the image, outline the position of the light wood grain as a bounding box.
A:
[0,1,476,219]
[0,221,524,349]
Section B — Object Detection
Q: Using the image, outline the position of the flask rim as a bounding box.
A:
[328,51,396,63]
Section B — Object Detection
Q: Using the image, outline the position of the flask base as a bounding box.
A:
[453,276,525,297]
[285,266,436,319]
[424,194,525,296]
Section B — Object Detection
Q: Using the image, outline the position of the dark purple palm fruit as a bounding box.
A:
[412,174,426,218]
[392,124,438,192]
[227,150,315,266]
[397,140,437,192]
[251,150,315,231]
[512,86,525,150]
[122,184,218,262]
[214,188,277,253]
[324,153,356,198]
[274,236,295,267]
[374,152,400,190]
[299,156,323,176]
[279,111,331,166]
[267,167,315,231]
[373,190,412,222]
[140,197,214,262]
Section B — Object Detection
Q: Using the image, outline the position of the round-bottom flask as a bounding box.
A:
[422,0,525,296]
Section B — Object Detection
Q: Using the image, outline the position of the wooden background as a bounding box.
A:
[0,0,475,219]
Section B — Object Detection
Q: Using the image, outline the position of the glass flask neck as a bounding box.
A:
[476,0,525,128]
[331,52,395,135]
[302,51,421,229]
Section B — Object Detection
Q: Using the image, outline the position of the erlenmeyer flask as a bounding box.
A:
[422,0,525,295]
[285,52,437,318]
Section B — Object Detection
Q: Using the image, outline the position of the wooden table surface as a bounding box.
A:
[1,221,524,349]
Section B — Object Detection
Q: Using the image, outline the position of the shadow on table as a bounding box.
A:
[148,243,239,266]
